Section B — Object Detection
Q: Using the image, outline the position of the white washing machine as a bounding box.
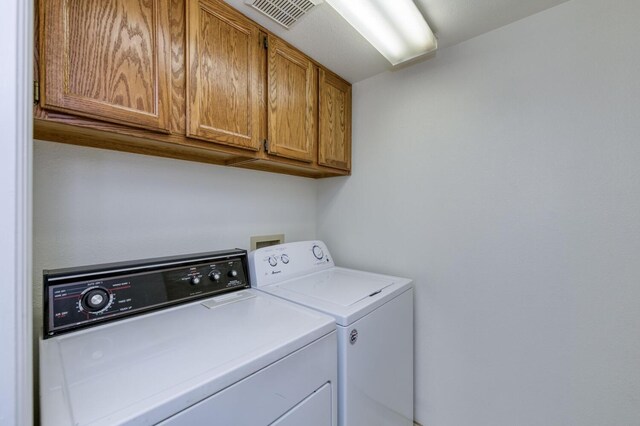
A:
[40,249,337,426]
[249,241,414,426]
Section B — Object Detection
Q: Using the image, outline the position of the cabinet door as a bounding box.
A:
[187,0,261,151]
[267,37,317,163]
[318,68,351,171]
[40,0,171,132]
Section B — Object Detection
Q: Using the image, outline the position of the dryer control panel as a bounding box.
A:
[43,249,250,337]
[249,240,335,287]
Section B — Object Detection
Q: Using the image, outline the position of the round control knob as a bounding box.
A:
[281,254,290,264]
[228,270,238,278]
[81,288,110,313]
[268,256,278,267]
[209,271,221,281]
[312,245,324,260]
[191,276,201,285]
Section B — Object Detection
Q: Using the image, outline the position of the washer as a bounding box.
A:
[249,241,414,426]
[40,249,337,426]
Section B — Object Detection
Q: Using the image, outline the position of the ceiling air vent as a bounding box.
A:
[245,0,323,29]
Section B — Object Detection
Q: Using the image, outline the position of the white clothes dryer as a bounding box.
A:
[40,249,337,426]
[249,241,414,426]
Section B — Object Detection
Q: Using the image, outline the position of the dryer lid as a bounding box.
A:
[278,269,395,307]
[39,290,335,426]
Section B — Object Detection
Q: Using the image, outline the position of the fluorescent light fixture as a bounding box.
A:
[326,0,437,65]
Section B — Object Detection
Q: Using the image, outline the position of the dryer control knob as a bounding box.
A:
[228,270,238,278]
[81,288,110,313]
[209,272,221,281]
[190,276,201,285]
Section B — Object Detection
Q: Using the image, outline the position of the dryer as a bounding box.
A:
[40,249,337,426]
[249,241,414,426]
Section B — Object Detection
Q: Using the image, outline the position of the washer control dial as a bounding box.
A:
[281,254,290,264]
[228,269,238,278]
[312,245,324,260]
[268,256,278,267]
[81,287,110,313]
[190,276,201,285]
[209,271,221,281]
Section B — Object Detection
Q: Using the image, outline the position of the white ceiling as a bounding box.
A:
[225,0,569,83]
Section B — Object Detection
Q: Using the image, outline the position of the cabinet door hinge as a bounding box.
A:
[263,139,269,152]
[33,80,40,104]
[263,36,268,50]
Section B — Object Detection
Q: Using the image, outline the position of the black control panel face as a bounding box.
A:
[44,253,249,337]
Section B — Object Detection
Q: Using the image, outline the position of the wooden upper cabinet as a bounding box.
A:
[267,37,317,163]
[40,0,171,132]
[318,68,351,171]
[35,0,350,178]
[186,0,261,151]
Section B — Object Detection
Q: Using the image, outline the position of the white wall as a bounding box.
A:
[318,0,640,425]
[33,141,318,336]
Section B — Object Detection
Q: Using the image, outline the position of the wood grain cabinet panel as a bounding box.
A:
[186,0,261,151]
[318,68,351,171]
[267,37,317,163]
[35,0,351,178]
[40,0,171,132]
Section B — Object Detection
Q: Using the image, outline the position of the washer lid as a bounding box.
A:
[279,269,395,307]
[262,267,413,326]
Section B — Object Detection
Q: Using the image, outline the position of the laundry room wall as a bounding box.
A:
[317,0,640,425]
[32,141,318,336]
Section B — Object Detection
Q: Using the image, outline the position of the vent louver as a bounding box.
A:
[245,0,323,29]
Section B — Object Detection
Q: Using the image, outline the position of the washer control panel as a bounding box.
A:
[249,240,334,287]
[43,250,249,337]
